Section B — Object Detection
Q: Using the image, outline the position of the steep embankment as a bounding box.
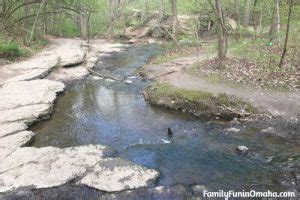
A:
[0,38,158,194]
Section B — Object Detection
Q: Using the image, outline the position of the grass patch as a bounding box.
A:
[154,83,213,101]
[0,42,29,61]
[145,83,257,119]
[0,33,48,61]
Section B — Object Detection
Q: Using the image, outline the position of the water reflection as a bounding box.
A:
[31,45,299,192]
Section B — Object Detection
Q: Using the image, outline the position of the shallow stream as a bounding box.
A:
[30,45,299,198]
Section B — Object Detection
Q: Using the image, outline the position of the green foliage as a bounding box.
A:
[0,34,29,60]
[56,18,80,38]
[0,42,28,60]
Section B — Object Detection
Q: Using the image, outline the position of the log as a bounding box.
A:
[88,69,122,81]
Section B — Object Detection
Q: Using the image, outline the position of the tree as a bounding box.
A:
[279,0,293,67]
[269,0,281,41]
[159,0,165,21]
[243,0,252,27]
[170,0,177,39]
[251,0,258,40]
[234,0,241,40]
[215,0,227,60]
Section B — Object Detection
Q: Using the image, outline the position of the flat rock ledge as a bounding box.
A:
[0,145,159,193]
[0,40,158,194]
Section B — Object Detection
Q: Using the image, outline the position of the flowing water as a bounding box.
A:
[29,45,299,198]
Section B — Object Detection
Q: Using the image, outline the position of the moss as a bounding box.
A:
[154,83,212,101]
[144,83,257,120]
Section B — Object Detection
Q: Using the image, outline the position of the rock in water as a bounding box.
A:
[192,185,208,196]
[227,127,240,133]
[259,127,278,136]
[167,127,173,140]
[236,145,249,155]
[161,139,171,144]
[148,39,156,44]
[129,38,138,44]
[124,79,133,84]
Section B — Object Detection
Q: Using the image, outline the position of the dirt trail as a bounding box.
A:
[143,55,300,119]
[0,37,85,84]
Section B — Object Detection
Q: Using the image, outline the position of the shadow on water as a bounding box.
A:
[28,45,300,198]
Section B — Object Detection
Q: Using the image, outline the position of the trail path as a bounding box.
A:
[143,55,300,119]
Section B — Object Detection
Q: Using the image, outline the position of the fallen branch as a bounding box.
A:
[88,69,122,81]
[220,104,252,117]
[153,70,176,79]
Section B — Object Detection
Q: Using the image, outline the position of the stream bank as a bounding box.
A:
[0,39,159,195]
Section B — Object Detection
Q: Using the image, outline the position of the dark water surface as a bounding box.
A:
[29,45,299,198]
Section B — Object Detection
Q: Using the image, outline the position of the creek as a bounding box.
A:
[29,45,299,198]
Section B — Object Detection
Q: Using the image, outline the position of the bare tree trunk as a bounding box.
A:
[143,0,149,21]
[275,0,281,32]
[0,0,5,16]
[259,8,263,33]
[243,0,252,27]
[252,0,258,40]
[159,0,165,21]
[24,0,30,28]
[43,1,48,37]
[107,0,115,40]
[215,0,227,60]
[0,0,5,30]
[279,0,293,67]
[27,0,45,46]
[87,11,92,43]
[234,0,241,40]
[170,0,177,39]
[56,12,62,37]
[80,12,88,39]
[269,0,281,41]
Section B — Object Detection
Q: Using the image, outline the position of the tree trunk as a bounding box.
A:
[170,0,177,39]
[24,0,30,28]
[215,0,227,60]
[43,1,48,37]
[279,0,293,67]
[107,0,115,40]
[0,0,4,30]
[143,0,149,21]
[0,0,5,16]
[27,0,45,46]
[269,0,281,40]
[234,0,241,40]
[243,0,252,27]
[159,0,165,21]
[87,11,92,43]
[80,13,88,39]
[275,0,281,32]
[252,0,258,40]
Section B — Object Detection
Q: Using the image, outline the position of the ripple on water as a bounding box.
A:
[30,45,300,193]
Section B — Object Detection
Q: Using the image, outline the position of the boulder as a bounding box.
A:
[236,145,249,155]
[80,158,159,192]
